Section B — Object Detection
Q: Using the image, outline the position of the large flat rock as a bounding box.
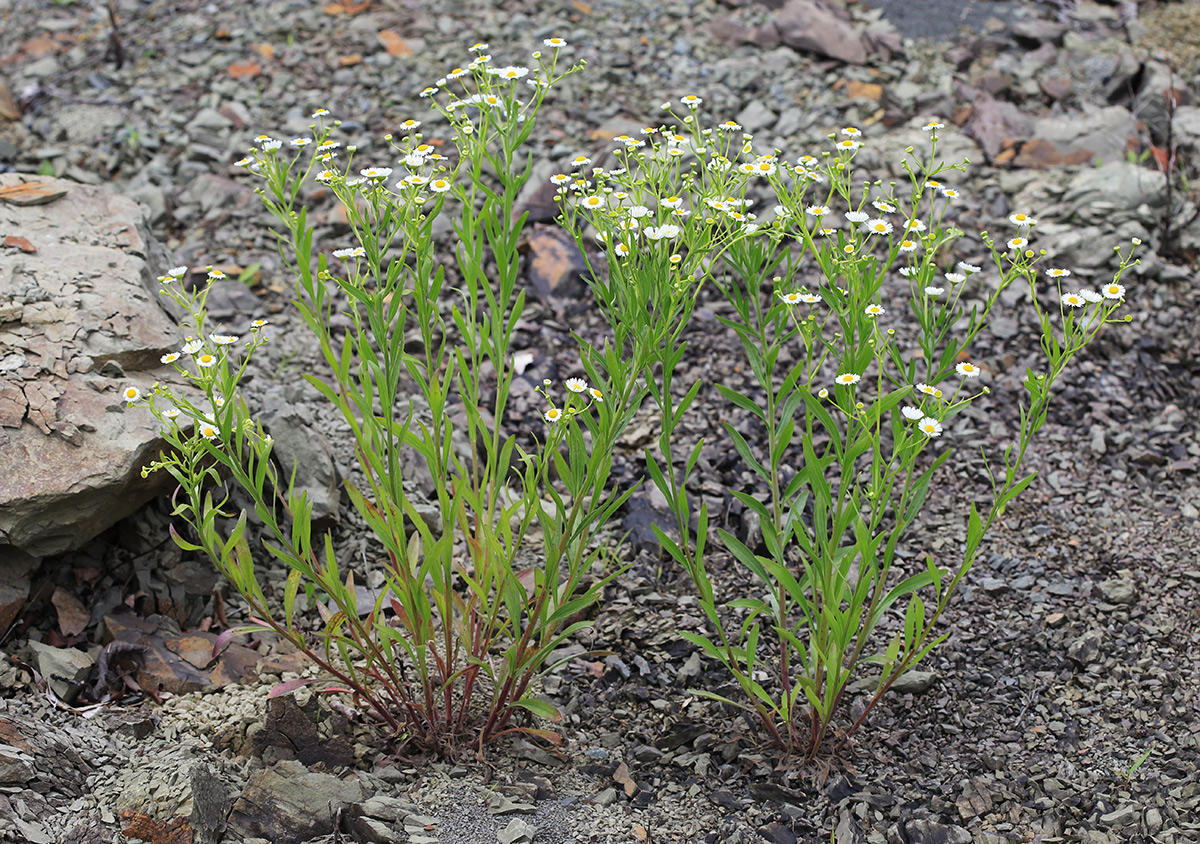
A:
[0,174,178,557]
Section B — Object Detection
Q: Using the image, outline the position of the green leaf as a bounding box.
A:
[283,568,302,632]
[878,570,936,617]
[678,631,729,665]
[717,384,767,423]
[717,528,771,585]
[724,423,769,480]
[510,697,562,721]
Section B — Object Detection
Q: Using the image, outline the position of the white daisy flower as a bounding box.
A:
[944,272,965,284]
[864,304,885,316]
[544,407,562,423]
[844,211,869,224]
[899,240,918,252]
[921,120,944,132]
[957,262,981,274]
[902,406,923,420]
[835,373,861,386]
[1102,283,1125,300]
[872,200,896,214]
[1061,292,1085,308]
[183,339,204,355]
[806,205,830,217]
[161,352,180,364]
[644,225,680,241]
[1007,237,1028,250]
[680,95,703,107]
[544,37,567,47]
[866,219,893,236]
[1080,289,1102,303]
[918,417,943,437]
[956,362,981,378]
[1046,268,1071,278]
[491,66,529,80]
[122,386,141,404]
[1009,213,1036,227]
[925,286,945,296]
[196,353,218,368]
[210,334,239,345]
[565,378,588,393]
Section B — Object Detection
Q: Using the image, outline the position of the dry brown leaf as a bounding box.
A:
[631,824,649,842]
[571,0,593,13]
[324,0,370,13]
[227,60,261,80]
[844,80,882,102]
[2,235,36,254]
[20,35,57,59]
[614,761,636,797]
[51,587,87,636]
[120,810,194,844]
[0,84,19,121]
[338,53,363,67]
[0,182,67,207]
[250,42,275,59]
[378,29,413,58]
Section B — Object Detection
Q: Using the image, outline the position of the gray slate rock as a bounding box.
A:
[0,547,36,636]
[230,759,364,844]
[497,818,538,844]
[772,0,869,64]
[27,640,93,703]
[260,387,341,525]
[0,174,178,558]
[887,819,972,844]
[890,670,937,695]
[1098,578,1136,605]
[1067,629,1102,667]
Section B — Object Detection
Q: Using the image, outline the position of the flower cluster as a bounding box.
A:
[127,265,272,451]
[538,376,603,425]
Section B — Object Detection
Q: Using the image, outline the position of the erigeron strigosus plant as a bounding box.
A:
[135,41,642,755]
[559,105,1136,761]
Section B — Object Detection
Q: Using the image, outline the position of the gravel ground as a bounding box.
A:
[2,0,1200,843]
